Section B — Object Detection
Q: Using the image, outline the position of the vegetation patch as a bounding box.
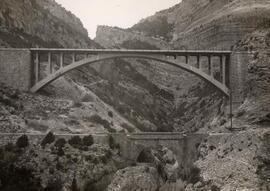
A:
[82,135,94,146]
[16,135,29,148]
[108,111,113,118]
[41,132,55,147]
[0,143,42,191]
[89,114,116,133]
[68,135,94,150]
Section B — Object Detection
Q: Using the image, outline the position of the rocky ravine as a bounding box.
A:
[95,0,270,190]
[0,0,270,190]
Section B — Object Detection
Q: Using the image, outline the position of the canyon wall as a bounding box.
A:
[0,0,99,48]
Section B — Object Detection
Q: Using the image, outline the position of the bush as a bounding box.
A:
[16,135,29,148]
[68,136,82,148]
[54,138,66,149]
[82,135,94,146]
[41,132,55,147]
[89,114,116,133]
[108,111,113,118]
[89,114,103,124]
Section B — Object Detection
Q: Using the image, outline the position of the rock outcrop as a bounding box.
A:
[95,25,169,49]
[107,166,161,191]
[131,0,270,50]
[0,0,99,48]
[0,83,137,135]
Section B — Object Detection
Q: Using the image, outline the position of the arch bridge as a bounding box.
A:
[30,48,231,96]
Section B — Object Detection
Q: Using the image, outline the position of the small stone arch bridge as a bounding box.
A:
[30,48,231,96]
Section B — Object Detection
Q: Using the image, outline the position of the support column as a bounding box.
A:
[72,53,76,63]
[208,55,213,76]
[185,55,189,65]
[197,55,200,69]
[48,52,52,74]
[222,55,226,85]
[219,56,223,83]
[35,52,39,84]
[60,53,63,68]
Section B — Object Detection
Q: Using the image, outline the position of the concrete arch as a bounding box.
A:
[30,54,230,96]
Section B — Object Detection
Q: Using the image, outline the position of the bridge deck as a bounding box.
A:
[30,48,232,56]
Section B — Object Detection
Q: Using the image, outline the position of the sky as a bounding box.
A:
[55,0,181,38]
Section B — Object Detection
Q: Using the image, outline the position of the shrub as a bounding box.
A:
[41,132,55,147]
[89,114,116,133]
[68,136,82,148]
[82,135,94,146]
[54,138,66,149]
[89,114,103,124]
[57,147,65,157]
[16,135,29,148]
[108,111,113,118]
[102,120,116,133]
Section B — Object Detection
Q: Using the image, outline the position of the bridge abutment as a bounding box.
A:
[0,49,32,91]
[230,51,253,106]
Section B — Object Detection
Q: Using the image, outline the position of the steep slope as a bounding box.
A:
[193,30,270,190]
[131,0,270,50]
[93,0,270,133]
[0,0,137,133]
[0,0,99,48]
[95,25,170,49]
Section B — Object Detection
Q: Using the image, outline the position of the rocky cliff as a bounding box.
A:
[95,25,170,49]
[0,0,99,48]
[131,0,270,50]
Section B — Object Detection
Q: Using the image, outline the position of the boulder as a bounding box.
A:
[107,166,162,191]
